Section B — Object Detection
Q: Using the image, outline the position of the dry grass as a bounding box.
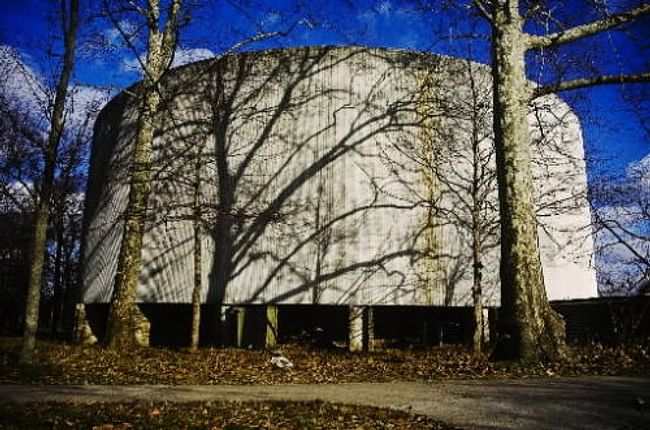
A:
[1,337,649,385]
[0,400,459,429]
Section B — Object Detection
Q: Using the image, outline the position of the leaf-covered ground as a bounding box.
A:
[0,400,457,429]
[1,337,648,385]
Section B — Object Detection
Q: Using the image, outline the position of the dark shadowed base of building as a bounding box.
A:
[79,297,650,349]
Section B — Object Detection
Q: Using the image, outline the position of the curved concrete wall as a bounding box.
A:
[81,46,596,306]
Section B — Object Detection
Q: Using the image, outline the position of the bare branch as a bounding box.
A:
[127,0,150,18]
[104,3,149,74]
[532,72,650,98]
[593,207,650,269]
[146,0,160,32]
[471,0,495,25]
[528,4,650,50]
[161,0,182,65]
[0,182,29,212]
[224,31,290,56]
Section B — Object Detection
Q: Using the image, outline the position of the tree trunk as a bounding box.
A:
[190,156,203,351]
[20,0,78,365]
[104,0,182,350]
[471,252,484,355]
[490,4,565,362]
[21,196,50,363]
[104,78,159,349]
[471,209,484,354]
[61,215,79,336]
[469,59,485,356]
[51,217,65,335]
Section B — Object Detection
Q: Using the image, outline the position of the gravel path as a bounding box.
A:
[2,376,649,429]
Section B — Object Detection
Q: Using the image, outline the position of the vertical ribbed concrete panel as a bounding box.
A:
[81,46,596,306]
[529,95,597,300]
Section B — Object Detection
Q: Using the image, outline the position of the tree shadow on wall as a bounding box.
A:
[82,46,493,344]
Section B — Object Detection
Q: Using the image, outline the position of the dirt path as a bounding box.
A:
[2,376,648,429]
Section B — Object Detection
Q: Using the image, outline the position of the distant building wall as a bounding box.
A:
[81,46,596,307]
[551,296,650,344]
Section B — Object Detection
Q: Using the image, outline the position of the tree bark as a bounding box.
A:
[190,154,203,351]
[490,2,565,362]
[20,0,79,365]
[51,215,65,335]
[471,146,484,355]
[471,257,484,354]
[104,73,159,349]
[105,0,182,349]
[468,58,487,356]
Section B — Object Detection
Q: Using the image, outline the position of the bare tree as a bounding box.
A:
[333,51,499,353]
[590,164,650,294]
[48,122,89,336]
[0,88,35,333]
[441,58,498,354]
[393,54,499,352]
[104,0,184,349]
[190,144,205,351]
[459,0,650,362]
[17,0,80,364]
[0,59,41,216]
[1,41,101,342]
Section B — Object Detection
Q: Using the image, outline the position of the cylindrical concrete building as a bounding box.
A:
[82,46,596,313]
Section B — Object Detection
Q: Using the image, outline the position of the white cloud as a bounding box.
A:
[627,153,650,188]
[377,1,392,15]
[0,44,110,147]
[122,55,142,72]
[261,12,281,30]
[66,85,111,136]
[104,20,139,46]
[357,9,378,33]
[0,45,47,118]
[171,47,215,68]
[124,47,215,73]
[594,152,650,293]
[0,180,34,212]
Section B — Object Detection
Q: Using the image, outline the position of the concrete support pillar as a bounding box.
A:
[72,303,97,345]
[349,305,363,352]
[265,305,278,348]
[133,306,151,347]
[363,306,375,352]
[482,307,490,344]
[217,305,227,346]
[235,306,246,348]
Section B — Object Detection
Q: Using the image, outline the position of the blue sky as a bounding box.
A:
[1,0,648,289]
[1,0,648,185]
